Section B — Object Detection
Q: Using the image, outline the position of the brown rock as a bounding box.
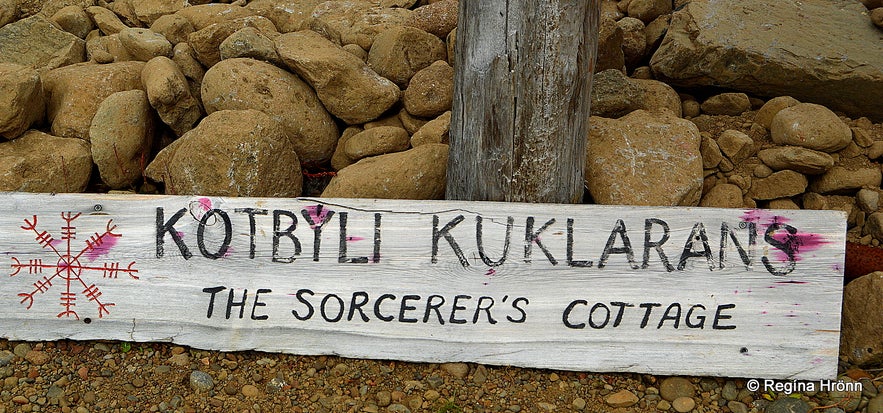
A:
[246,0,323,33]
[628,0,672,23]
[43,61,145,140]
[717,129,754,163]
[439,362,469,379]
[175,4,255,31]
[841,272,883,366]
[145,109,302,197]
[810,166,883,194]
[645,13,671,51]
[399,108,429,135]
[411,111,450,147]
[660,377,695,402]
[119,28,173,61]
[89,90,154,189]
[699,184,743,208]
[771,103,852,153]
[331,126,362,171]
[755,96,800,129]
[142,56,201,136]
[757,147,834,175]
[24,350,50,366]
[131,0,188,26]
[403,60,454,118]
[86,33,135,63]
[405,0,458,38]
[673,396,696,413]
[107,0,139,27]
[50,5,94,39]
[631,78,682,116]
[219,27,281,65]
[701,93,751,116]
[651,0,883,121]
[0,0,18,28]
[321,144,449,199]
[172,42,205,84]
[368,26,446,87]
[0,64,45,140]
[149,14,194,45]
[276,30,400,125]
[201,57,338,164]
[587,111,703,206]
[596,18,625,72]
[345,126,410,161]
[617,17,646,67]
[700,134,723,169]
[307,1,414,50]
[0,15,85,70]
[748,170,808,201]
[606,390,639,408]
[591,70,681,117]
[188,16,278,68]
[871,7,883,28]
[601,0,624,21]
[0,130,92,192]
[85,6,128,35]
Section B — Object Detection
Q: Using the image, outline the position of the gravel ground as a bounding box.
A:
[0,339,879,413]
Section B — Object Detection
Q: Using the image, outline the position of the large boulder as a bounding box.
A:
[0,15,85,70]
[650,0,883,121]
[586,110,703,206]
[142,56,202,136]
[367,26,446,87]
[841,272,883,367]
[188,16,278,68]
[145,109,303,197]
[307,1,414,50]
[276,30,400,125]
[770,103,852,153]
[43,61,145,141]
[201,58,338,164]
[0,64,45,140]
[0,130,92,193]
[322,144,448,199]
[89,90,154,189]
[246,0,324,33]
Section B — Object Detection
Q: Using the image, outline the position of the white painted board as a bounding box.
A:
[0,193,845,379]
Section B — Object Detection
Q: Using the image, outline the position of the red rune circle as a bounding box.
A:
[9,212,138,320]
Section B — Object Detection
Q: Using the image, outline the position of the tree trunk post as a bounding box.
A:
[446,1,600,203]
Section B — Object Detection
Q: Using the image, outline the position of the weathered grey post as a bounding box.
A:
[446,1,600,203]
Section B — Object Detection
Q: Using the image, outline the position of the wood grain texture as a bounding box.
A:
[447,0,600,203]
[0,193,845,379]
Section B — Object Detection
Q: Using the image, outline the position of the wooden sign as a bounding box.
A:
[0,193,845,379]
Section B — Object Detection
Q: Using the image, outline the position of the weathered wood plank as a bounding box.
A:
[447,1,600,202]
[0,193,844,379]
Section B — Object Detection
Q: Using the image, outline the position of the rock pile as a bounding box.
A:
[2,0,883,389]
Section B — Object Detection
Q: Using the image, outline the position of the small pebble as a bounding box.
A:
[189,370,214,392]
[673,396,696,412]
[241,384,260,397]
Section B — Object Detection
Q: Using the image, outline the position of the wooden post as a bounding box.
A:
[447,1,600,203]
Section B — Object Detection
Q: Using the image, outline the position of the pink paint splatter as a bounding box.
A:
[305,205,332,229]
[176,231,185,239]
[85,234,118,261]
[485,268,496,276]
[198,197,212,211]
[223,247,235,258]
[741,209,828,262]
